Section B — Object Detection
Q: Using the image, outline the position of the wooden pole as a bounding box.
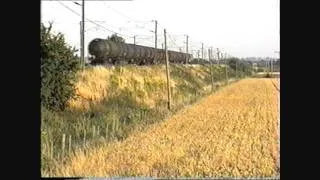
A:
[81,0,85,69]
[208,48,214,91]
[236,59,238,79]
[271,59,273,76]
[50,139,53,159]
[116,119,119,131]
[112,118,116,135]
[155,20,158,48]
[106,124,109,139]
[68,135,72,154]
[83,129,86,146]
[210,47,213,62]
[201,43,204,59]
[62,134,66,156]
[164,29,172,110]
[216,48,220,65]
[92,126,96,138]
[79,21,82,66]
[226,59,228,84]
[186,35,189,64]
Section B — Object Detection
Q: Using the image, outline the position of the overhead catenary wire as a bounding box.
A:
[166,32,185,51]
[103,3,155,34]
[56,1,134,38]
[103,4,212,53]
[103,3,151,24]
[49,1,227,57]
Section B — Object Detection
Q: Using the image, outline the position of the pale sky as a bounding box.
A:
[41,0,280,58]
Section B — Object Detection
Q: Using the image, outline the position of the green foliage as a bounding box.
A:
[41,22,80,111]
[236,61,253,76]
[257,68,265,72]
[226,57,239,71]
[189,58,210,65]
[107,34,126,43]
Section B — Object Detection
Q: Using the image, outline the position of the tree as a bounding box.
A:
[226,57,239,71]
[107,34,125,43]
[41,22,80,111]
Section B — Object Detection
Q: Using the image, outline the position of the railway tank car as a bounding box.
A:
[88,38,193,65]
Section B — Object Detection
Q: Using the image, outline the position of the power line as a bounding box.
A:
[103,3,154,33]
[104,3,150,24]
[56,1,133,38]
[156,22,166,31]
[57,1,80,16]
[53,1,212,53]
[167,33,179,48]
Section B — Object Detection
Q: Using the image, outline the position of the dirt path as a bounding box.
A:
[56,78,280,178]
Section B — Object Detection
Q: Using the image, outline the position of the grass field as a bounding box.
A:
[41,64,243,176]
[51,78,280,178]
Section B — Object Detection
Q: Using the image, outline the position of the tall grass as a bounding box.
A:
[41,64,241,176]
[51,79,280,177]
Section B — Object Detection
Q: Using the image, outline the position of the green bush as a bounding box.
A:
[226,58,239,71]
[257,68,265,72]
[107,33,126,43]
[41,23,80,111]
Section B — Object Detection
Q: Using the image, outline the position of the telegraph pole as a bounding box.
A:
[80,21,82,65]
[274,51,280,72]
[81,0,85,67]
[216,48,220,65]
[236,58,238,79]
[224,53,228,84]
[154,20,158,49]
[201,43,204,59]
[208,48,214,91]
[210,47,213,61]
[271,59,273,75]
[164,29,171,110]
[185,35,189,64]
[133,35,136,45]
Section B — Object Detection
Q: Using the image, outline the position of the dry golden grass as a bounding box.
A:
[68,66,112,110]
[68,64,212,110]
[55,78,279,178]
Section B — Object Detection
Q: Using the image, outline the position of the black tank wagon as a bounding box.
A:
[88,38,193,65]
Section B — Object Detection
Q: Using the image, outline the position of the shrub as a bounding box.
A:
[41,22,80,111]
[226,57,239,71]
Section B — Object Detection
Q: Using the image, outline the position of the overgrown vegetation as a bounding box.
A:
[107,33,126,43]
[41,64,250,176]
[54,79,279,177]
[40,24,256,177]
[40,23,80,111]
[188,57,253,77]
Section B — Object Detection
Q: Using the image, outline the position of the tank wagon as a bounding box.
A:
[88,38,193,65]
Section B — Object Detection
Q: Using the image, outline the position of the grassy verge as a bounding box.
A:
[41,64,244,176]
[53,79,279,177]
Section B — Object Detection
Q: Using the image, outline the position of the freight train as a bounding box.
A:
[88,38,193,65]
